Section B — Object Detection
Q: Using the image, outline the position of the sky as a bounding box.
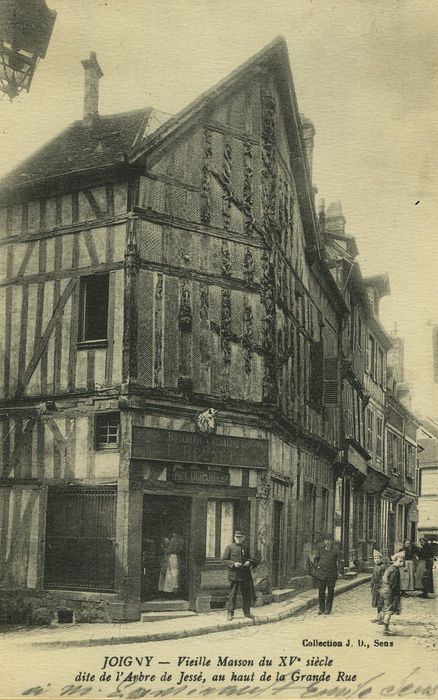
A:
[1,0,437,416]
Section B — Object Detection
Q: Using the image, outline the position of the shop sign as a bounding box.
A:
[132,426,268,469]
[381,487,403,503]
[169,465,230,486]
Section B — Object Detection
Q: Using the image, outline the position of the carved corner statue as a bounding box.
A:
[222,530,258,621]
[196,408,218,434]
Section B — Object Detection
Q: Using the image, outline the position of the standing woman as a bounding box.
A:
[415,537,434,598]
[399,539,418,596]
[380,552,405,635]
[158,533,182,595]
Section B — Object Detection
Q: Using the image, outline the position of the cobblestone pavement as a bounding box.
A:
[0,586,436,698]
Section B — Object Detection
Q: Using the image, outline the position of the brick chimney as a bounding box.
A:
[81,52,103,127]
[325,200,346,235]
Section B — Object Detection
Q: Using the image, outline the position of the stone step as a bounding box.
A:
[141,610,197,622]
[343,571,358,579]
[140,599,190,612]
[271,588,297,603]
[287,575,311,591]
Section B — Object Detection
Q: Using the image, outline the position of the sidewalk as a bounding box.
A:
[0,574,370,649]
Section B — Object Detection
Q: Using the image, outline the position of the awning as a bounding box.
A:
[362,466,390,494]
[346,444,368,476]
[398,494,415,506]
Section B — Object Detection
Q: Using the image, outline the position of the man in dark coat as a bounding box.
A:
[314,536,339,615]
[222,530,258,621]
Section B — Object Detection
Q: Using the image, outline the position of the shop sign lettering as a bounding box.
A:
[169,466,230,485]
[132,427,268,469]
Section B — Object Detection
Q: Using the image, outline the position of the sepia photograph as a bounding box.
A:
[0,0,437,697]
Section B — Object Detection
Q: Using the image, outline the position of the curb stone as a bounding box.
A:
[11,574,371,649]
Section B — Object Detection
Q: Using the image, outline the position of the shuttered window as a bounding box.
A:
[44,488,117,591]
[367,495,377,540]
[357,492,366,539]
[309,340,323,407]
[321,488,329,535]
[343,384,354,438]
[323,358,338,406]
[304,482,316,535]
[366,408,374,454]
[376,416,383,459]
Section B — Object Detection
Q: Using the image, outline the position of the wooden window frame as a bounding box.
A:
[95,412,120,451]
[78,273,109,348]
[206,499,239,560]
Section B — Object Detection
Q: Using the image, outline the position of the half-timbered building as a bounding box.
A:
[323,202,420,572]
[0,39,348,622]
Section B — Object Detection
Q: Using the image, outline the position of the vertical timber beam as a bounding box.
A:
[122,217,139,384]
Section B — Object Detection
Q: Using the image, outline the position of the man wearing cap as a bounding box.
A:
[222,530,258,621]
[313,535,339,615]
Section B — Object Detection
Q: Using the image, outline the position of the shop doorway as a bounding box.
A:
[272,501,283,588]
[141,495,191,601]
[388,509,395,556]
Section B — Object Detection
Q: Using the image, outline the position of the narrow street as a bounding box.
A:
[1,585,436,698]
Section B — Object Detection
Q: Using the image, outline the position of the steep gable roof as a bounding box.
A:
[1,37,315,235]
[0,108,148,191]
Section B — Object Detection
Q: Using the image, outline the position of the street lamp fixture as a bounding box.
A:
[0,0,56,100]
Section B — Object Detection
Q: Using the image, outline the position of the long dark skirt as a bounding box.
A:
[415,560,434,593]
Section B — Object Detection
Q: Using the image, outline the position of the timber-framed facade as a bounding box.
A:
[0,39,346,623]
[0,38,419,624]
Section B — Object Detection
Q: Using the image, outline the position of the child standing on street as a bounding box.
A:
[370,550,386,624]
[380,552,405,636]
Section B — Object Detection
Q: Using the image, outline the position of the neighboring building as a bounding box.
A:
[383,391,419,554]
[0,39,347,623]
[323,202,392,572]
[323,203,420,569]
[418,417,438,555]
[383,331,420,554]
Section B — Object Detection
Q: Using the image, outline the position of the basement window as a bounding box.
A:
[78,274,109,345]
[96,413,119,450]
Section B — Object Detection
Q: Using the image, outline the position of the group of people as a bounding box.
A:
[370,537,435,635]
[222,531,341,620]
[399,537,434,598]
[223,529,435,630]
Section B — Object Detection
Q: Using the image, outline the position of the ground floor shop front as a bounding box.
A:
[0,408,338,623]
